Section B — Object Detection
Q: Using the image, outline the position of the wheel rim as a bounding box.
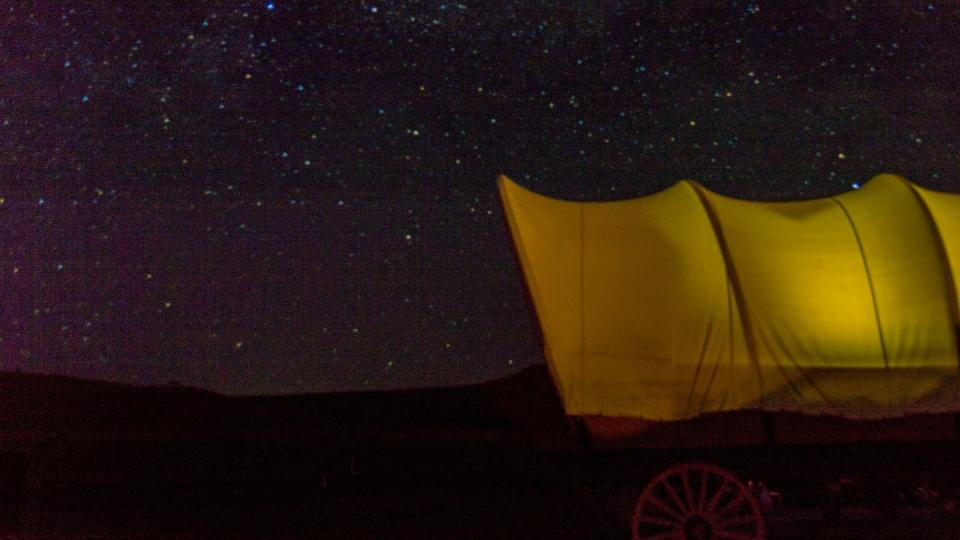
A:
[631,463,764,540]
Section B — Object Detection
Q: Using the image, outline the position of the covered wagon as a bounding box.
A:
[498,173,960,539]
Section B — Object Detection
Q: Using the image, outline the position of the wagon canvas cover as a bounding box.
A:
[499,174,960,421]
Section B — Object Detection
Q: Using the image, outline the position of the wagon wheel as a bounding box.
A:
[631,463,765,540]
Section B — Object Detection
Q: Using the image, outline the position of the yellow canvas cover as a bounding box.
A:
[499,174,960,421]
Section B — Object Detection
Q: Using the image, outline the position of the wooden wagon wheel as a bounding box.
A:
[631,463,765,540]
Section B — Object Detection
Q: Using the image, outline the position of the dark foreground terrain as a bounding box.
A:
[0,366,958,538]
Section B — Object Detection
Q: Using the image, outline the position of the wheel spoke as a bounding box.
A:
[643,493,684,521]
[638,515,683,529]
[705,480,732,514]
[681,469,695,511]
[715,492,749,517]
[660,477,689,514]
[698,468,709,513]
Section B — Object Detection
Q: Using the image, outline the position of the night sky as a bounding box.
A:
[2,1,959,394]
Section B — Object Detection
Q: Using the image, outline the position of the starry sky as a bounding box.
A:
[1,1,959,394]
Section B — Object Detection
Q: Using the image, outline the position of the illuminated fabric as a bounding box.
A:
[499,174,960,421]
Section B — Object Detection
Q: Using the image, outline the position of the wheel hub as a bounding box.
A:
[684,515,712,540]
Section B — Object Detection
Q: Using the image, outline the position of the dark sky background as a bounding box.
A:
[1,1,959,394]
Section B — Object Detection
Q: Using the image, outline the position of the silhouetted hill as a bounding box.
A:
[0,371,225,435]
[0,364,572,446]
